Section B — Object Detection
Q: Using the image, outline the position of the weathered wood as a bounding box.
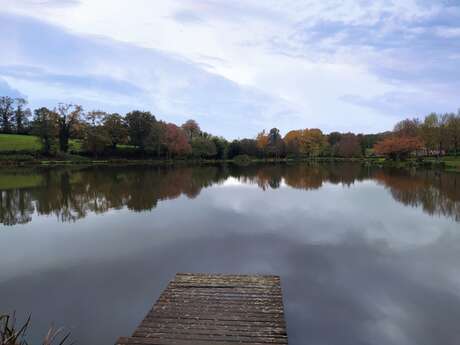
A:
[116,273,288,345]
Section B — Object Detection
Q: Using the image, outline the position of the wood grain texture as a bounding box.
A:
[116,273,288,345]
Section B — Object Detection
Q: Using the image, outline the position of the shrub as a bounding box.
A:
[233,154,252,165]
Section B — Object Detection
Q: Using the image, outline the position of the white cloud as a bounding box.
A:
[1,0,459,137]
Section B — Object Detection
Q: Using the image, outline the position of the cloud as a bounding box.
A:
[341,90,458,118]
[171,9,204,24]
[0,79,23,98]
[0,0,459,137]
[0,65,144,96]
[0,12,298,138]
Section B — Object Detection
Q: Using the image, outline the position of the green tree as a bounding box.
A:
[358,132,388,156]
[191,136,217,158]
[103,113,128,149]
[82,111,111,157]
[212,136,228,159]
[446,112,460,155]
[327,132,342,147]
[32,107,58,155]
[240,139,259,157]
[394,118,421,138]
[0,96,15,133]
[125,110,156,151]
[83,126,110,157]
[421,113,441,155]
[146,120,165,156]
[14,98,30,134]
[438,113,454,154]
[227,140,241,159]
[266,128,284,158]
[56,103,83,152]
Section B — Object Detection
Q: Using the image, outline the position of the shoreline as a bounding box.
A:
[0,155,459,172]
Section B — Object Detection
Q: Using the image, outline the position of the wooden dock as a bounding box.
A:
[116,273,288,345]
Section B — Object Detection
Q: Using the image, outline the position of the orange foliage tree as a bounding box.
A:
[256,130,269,155]
[336,133,362,157]
[373,135,423,160]
[284,128,327,157]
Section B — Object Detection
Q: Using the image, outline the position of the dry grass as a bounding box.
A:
[0,313,71,345]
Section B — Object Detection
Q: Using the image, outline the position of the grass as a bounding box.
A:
[441,156,460,171]
[0,134,81,153]
[0,134,41,152]
[0,313,71,345]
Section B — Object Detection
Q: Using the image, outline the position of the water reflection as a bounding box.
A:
[1,163,459,225]
[1,163,460,345]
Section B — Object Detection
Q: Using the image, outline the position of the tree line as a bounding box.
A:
[1,95,459,160]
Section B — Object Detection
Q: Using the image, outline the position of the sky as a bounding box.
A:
[0,0,459,139]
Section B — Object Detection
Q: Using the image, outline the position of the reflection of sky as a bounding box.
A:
[211,180,455,248]
[1,178,460,345]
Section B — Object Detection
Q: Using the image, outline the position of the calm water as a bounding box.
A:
[1,163,460,345]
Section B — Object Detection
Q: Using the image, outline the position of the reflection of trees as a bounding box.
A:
[231,163,460,221]
[0,189,34,225]
[230,163,370,190]
[1,163,459,225]
[232,165,284,190]
[0,166,228,225]
[373,169,460,222]
[284,165,329,190]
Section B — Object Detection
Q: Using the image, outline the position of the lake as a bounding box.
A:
[1,163,460,345]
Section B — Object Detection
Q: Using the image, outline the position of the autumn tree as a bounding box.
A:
[163,123,191,158]
[284,130,302,156]
[302,129,327,157]
[256,130,269,156]
[55,103,83,152]
[103,113,128,149]
[284,129,327,157]
[374,135,423,160]
[181,119,201,141]
[32,107,58,155]
[336,133,362,157]
[358,132,388,156]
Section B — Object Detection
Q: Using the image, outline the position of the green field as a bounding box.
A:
[0,134,81,152]
[0,134,41,152]
[441,156,460,171]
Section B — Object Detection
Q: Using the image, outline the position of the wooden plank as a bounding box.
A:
[115,273,288,345]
